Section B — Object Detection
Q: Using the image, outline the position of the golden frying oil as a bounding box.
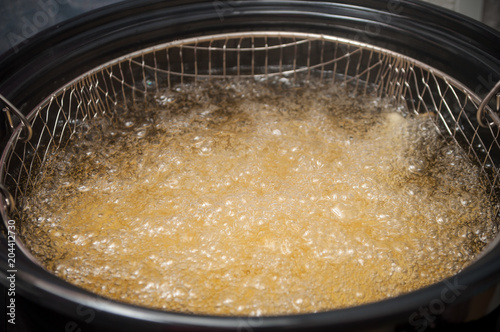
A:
[21,80,498,316]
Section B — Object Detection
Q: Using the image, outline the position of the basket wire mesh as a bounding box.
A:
[1,32,500,239]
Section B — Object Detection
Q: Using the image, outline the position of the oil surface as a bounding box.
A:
[22,80,498,315]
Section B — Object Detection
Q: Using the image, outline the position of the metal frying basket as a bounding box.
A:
[1,32,500,227]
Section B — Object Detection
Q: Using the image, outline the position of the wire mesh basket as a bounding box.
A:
[2,31,500,227]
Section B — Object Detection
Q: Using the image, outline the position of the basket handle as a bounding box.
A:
[0,94,31,214]
[477,80,500,128]
[0,184,14,214]
[0,94,33,143]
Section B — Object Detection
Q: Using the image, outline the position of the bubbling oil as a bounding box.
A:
[21,79,498,316]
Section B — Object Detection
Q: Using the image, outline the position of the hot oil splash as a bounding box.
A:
[22,80,498,315]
